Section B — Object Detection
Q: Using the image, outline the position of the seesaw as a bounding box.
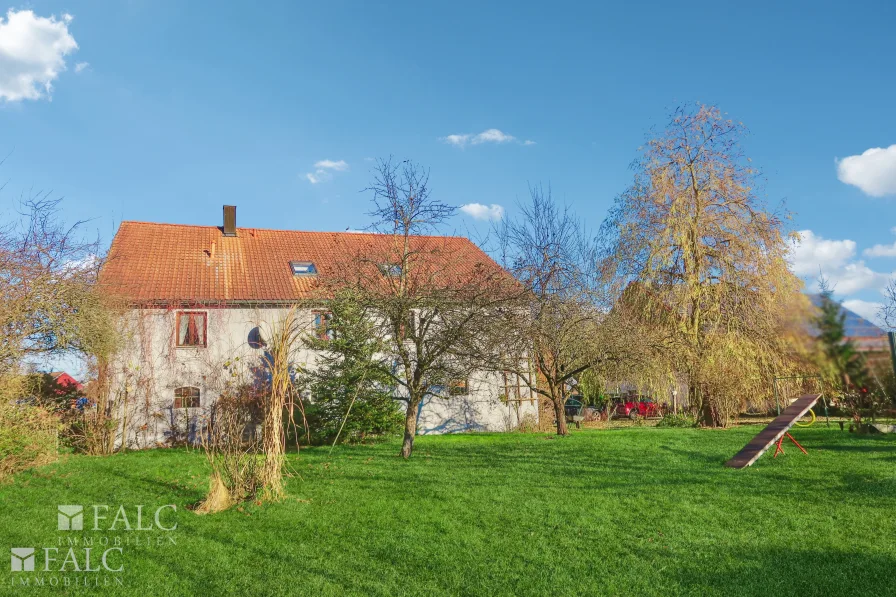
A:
[725,394,821,469]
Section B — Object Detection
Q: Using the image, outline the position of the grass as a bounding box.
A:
[1,426,894,596]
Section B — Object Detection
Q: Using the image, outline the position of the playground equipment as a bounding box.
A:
[725,394,821,469]
[773,375,828,425]
[794,408,816,427]
[564,397,585,429]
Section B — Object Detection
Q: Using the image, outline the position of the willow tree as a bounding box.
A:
[601,105,811,426]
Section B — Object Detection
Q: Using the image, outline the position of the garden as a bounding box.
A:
[2,427,894,596]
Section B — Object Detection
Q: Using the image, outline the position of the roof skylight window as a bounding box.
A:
[290,261,317,276]
[378,263,402,277]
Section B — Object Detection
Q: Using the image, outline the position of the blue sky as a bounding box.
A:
[2,0,896,338]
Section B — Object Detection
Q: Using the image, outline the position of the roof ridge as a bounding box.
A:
[118,220,472,241]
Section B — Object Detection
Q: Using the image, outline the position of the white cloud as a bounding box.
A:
[836,145,896,197]
[823,261,891,294]
[62,253,100,273]
[842,299,884,325]
[472,129,515,144]
[864,242,896,258]
[442,134,470,147]
[459,203,504,221]
[441,129,533,148]
[313,159,348,171]
[789,230,891,294]
[864,227,896,258]
[305,159,348,184]
[0,9,78,101]
[788,230,856,276]
[74,61,88,73]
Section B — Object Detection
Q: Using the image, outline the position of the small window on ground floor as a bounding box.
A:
[174,386,200,409]
[449,379,469,396]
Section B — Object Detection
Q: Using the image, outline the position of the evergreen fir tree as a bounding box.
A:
[302,290,402,443]
[815,289,869,391]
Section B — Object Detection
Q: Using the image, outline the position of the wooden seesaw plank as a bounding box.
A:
[725,394,821,469]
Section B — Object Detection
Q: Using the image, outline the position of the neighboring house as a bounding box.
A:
[809,294,894,377]
[48,372,83,393]
[101,206,537,449]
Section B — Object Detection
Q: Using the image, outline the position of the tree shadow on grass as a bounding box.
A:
[662,545,895,597]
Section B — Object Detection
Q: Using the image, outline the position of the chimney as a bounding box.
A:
[222,205,237,236]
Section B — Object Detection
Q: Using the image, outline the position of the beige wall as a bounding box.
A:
[109,307,538,448]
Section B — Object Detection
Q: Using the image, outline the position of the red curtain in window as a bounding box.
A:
[186,315,199,345]
[178,313,205,346]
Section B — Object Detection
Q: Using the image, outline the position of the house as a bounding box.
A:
[101,206,537,448]
[809,294,895,378]
[48,372,83,393]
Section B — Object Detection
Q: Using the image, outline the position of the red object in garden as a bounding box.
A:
[772,433,808,459]
[612,398,660,420]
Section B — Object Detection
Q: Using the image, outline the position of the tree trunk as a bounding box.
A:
[400,398,419,459]
[698,396,722,427]
[553,399,568,436]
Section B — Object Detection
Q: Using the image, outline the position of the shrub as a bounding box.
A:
[195,385,265,514]
[517,413,539,433]
[655,412,698,428]
[0,403,59,480]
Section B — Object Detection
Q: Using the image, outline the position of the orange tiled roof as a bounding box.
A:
[102,221,505,305]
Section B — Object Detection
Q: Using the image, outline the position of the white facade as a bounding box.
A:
[109,307,538,449]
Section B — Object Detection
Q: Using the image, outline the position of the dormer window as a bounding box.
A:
[290,261,317,276]
[378,263,402,277]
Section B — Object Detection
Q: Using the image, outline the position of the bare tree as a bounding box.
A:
[323,158,516,458]
[0,194,117,398]
[0,191,118,476]
[484,185,633,435]
[601,104,812,426]
[881,280,896,331]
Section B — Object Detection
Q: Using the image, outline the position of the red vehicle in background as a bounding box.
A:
[610,397,662,420]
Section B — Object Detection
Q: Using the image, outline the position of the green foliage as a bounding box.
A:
[577,369,604,405]
[0,403,59,480]
[815,290,870,393]
[22,372,85,411]
[302,290,402,444]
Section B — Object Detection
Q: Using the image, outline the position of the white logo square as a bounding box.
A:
[11,548,34,572]
[58,505,83,531]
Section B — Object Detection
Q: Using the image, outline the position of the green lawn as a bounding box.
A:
[1,427,895,596]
